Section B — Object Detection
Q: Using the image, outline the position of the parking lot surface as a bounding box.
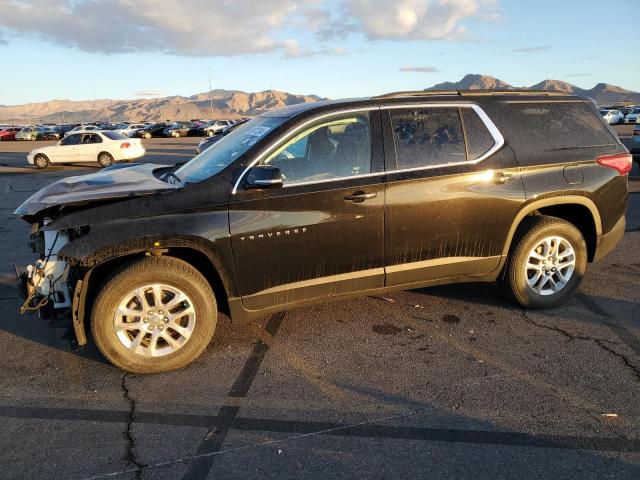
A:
[0,132,639,479]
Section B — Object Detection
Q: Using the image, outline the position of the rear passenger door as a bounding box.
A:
[77,133,103,162]
[382,105,525,287]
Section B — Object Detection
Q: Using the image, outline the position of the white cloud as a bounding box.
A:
[0,0,307,56]
[399,65,440,73]
[345,0,500,40]
[0,0,501,56]
[513,45,551,53]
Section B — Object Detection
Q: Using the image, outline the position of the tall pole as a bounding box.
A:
[208,66,214,120]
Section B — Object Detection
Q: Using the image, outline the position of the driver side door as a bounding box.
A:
[54,133,81,163]
[228,109,386,312]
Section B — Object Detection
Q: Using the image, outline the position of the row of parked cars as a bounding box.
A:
[0,119,246,142]
[600,106,640,125]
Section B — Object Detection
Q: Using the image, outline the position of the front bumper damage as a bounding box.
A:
[16,224,88,345]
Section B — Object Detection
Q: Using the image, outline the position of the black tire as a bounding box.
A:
[504,216,587,309]
[91,257,218,373]
[34,154,49,169]
[97,152,114,168]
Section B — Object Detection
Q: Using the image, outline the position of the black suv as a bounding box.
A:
[15,91,631,373]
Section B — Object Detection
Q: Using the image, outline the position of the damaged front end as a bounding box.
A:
[13,163,182,344]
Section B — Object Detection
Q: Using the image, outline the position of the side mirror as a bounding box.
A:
[244,165,284,189]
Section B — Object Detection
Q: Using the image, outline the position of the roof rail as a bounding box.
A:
[375,89,571,99]
[375,90,460,99]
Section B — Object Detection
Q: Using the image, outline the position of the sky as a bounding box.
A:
[0,0,637,105]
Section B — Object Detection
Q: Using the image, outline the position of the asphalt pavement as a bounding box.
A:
[0,132,639,480]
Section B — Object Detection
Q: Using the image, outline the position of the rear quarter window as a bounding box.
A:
[505,102,616,150]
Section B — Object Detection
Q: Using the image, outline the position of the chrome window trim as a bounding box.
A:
[231,103,504,194]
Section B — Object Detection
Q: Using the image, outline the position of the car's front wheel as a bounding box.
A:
[207,130,214,137]
[34,154,49,169]
[144,132,151,139]
[505,216,587,309]
[91,257,218,373]
[97,152,114,167]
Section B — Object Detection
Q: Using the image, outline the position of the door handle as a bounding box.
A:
[344,191,377,203]
[493,171,516,184]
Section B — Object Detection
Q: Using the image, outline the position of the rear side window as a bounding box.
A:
[461,108,495,160]
[102,131,128,140]
[506,102,616,150]
[389,108,466,169]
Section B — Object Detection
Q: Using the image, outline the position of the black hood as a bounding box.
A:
[14,163,182,218]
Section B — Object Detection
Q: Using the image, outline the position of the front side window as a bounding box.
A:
[261,112,371,185]
[389,108,466,170]
[60,134,81,146]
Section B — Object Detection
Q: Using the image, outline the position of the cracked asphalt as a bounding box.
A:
[0,131,639,480]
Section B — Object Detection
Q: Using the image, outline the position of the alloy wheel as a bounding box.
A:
[525,236,576,296]
[113,283,196,358]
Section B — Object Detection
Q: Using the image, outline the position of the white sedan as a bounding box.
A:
[600,109,625,125]
[27,131,145,169]
[64,124,100,136]
[113,123,147,137]
[624,108,640,124]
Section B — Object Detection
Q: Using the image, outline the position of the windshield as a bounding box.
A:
[176,116,286,183]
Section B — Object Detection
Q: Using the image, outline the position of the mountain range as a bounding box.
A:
[1,75,638,124]
[0,90,323,124]
[426,74,640,104]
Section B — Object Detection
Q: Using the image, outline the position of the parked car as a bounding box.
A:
[14,92,631,373]
[0,127,23,141]
[195,119,250,154]
[113,123,147,137]
[135,123,168,139]
[26,131,145,169]
[59,124,80,136]
[163,122,191,138]
[631,125,640,155]
[624,108,640,124]
[41,126,63,140]
[600,109,624,125]
[64,124,100,136]
[16,126,45,141]
[203,120,234,137]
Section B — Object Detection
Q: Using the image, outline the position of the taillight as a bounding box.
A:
[120,142,130,149]
[596,153,633,175]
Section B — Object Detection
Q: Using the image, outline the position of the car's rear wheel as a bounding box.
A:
[505,216,587,309]
[144,132,151,139]
[91,257,218,373]
[34,154,49,169]
[30,134,36,141]
[207,130,214,137]
[174,131,181,138]
[98,152,114,168]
